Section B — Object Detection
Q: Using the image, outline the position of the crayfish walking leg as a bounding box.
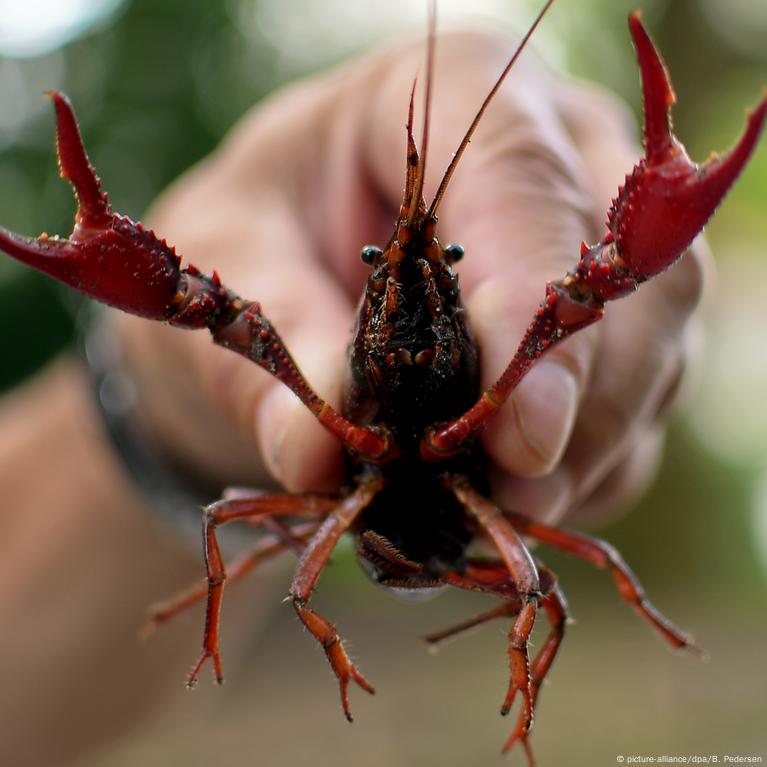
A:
[505,511,700,653]
[425,560,569,763]
[288,478,382,722]
[187,493,335,686]
[449,479,542,738]
[142,520,321,636]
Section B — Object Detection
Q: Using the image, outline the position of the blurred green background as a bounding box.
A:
[0,0,765,765]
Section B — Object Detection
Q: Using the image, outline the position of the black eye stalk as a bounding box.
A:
[360,245,383,265]
[443,243,464,265]
[360,243,463,266]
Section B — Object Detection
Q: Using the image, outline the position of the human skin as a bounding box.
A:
[0,30,704,767]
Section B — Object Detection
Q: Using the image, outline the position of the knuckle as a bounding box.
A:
[592,349,675,434]
[567,424,665,525]
[443,142,597,281]
[468,116,589,201]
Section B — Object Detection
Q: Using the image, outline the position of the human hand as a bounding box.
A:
[116,30,706,523]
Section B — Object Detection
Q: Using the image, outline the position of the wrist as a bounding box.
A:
[81,317,221,543]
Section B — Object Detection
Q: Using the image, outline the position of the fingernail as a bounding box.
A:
[512,360,578,475]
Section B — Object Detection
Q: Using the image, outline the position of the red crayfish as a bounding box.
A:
[1,2,765,762]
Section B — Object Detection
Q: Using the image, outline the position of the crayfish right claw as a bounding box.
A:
[629,10,677,166]
[607,13,767,281]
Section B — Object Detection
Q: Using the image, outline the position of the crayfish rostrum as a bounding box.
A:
[1,2,765,762]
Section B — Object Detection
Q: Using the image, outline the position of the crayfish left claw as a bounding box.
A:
[0,219,185,321]
[47,91,112,230]
[0,92,184,320]
[606,13,767,281]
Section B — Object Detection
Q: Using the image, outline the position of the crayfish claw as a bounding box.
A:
[0,93,185,320]
[629,10,677,166]
[605,15,767,280]
[0,226,105,304]
[46,91,111,229]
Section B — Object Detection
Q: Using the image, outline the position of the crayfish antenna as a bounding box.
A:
[427,0,556,219]
[404,75,420,207]
[610,13,767,279]
[46,91,112,229]
[406,0,436,226]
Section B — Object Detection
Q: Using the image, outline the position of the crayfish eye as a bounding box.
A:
[444,243,464,264]
[360,245,383,265]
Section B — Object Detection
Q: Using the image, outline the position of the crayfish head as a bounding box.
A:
[346,211,478,446]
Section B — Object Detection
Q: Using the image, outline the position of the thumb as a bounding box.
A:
[444,92,600,479]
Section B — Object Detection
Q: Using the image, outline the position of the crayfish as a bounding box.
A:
[0,2,764,762]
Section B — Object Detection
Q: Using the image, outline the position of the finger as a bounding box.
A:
[568,424,665,526]
[119,155,353,493]
[461,80,637,480]
[653,312,705,424]
[492,254,703,523]
[491,422,665,527]
[558,262,696,502]
[439,36,597,478]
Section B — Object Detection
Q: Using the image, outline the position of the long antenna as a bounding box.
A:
[407,0,437,226]
[427,0,556,219]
